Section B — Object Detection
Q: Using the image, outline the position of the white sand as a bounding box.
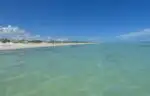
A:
[0,42,93,51]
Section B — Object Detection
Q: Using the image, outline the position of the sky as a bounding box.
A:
[0,0,150,41]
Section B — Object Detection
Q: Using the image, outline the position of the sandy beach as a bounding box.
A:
[0,42,93,51]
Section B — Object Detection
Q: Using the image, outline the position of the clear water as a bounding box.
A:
[0,43,150,96]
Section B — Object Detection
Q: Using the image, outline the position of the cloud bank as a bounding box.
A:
[117,29,150,41]
[0,25,25,35]
[0,25,70,41]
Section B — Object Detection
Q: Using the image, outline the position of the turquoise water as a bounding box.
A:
[0,43,150,96]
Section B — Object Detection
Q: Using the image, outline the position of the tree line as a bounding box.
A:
[0,38,90,43]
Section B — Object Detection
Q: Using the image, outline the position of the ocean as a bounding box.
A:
[0,43,150,96]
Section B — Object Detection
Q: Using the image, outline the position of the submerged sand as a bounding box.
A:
[0,42,94,51]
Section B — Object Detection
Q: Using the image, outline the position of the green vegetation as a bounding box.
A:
[0,38,11,43]
[28,40,43,43]
[0,38,91,44]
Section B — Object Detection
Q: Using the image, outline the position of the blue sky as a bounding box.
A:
[0,0,150,41]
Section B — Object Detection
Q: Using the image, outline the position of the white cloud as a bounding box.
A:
[0,25,26,35]
[0,25,38,41]
[117,28,150,40]
[55,38,69,41]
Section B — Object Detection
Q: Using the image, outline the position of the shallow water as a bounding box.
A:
[0,43,150,96]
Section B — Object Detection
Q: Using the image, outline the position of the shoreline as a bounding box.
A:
[0,43,95,51]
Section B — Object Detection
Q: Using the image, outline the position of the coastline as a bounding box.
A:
[0,43,95,51]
